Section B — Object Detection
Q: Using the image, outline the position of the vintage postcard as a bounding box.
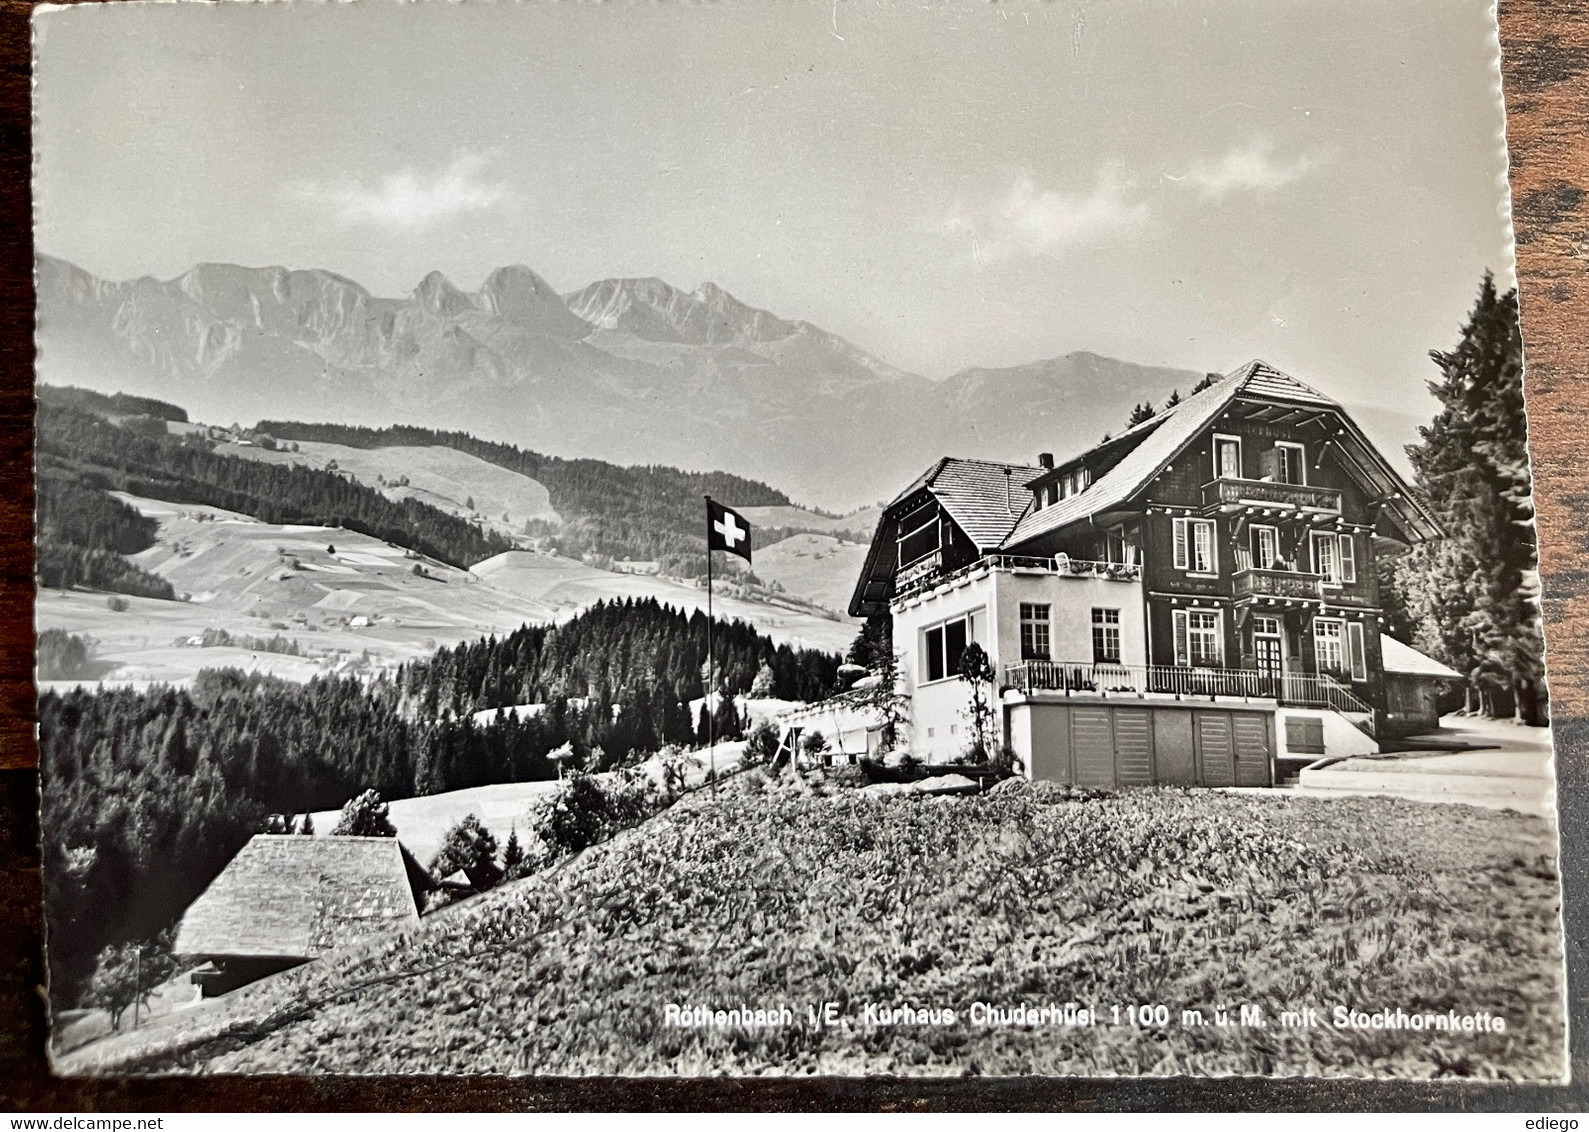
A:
[31,0,1566,1079]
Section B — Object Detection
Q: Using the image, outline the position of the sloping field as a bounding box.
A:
[738,503,882,537]
[472,551,856,654]
[38,498,854,688]
[35,495,562,687]
[308,781,563,866]
[306,743,751,865]
[752,533,870,615]
[62,786,1565,1079]
[213,438,558,540]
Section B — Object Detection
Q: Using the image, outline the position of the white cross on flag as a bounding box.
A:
[706,497,753,563]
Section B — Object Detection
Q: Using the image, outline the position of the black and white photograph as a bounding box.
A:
[29,0,1567,1080]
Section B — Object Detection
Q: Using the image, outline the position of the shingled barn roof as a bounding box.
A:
[173,835,424,961]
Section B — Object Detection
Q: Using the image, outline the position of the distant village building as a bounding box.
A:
[173,835,433,996]
[848,360,1455,786]
[611,558,662,575]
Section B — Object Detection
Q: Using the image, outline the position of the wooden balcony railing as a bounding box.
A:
[1202,477,1342,514]
[1233,567,1324,601]
[1003,660,1371,715]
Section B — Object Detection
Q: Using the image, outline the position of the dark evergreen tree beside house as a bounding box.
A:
[1385,273,1546,724]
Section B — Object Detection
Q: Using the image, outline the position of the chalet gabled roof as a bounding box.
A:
[888,456,1045,550]
[1002,366,1250,546]
[173,835,424,961]
[1002,359,1439,548]
[848,455,1043,615]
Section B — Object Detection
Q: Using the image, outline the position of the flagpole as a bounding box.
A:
[705,494,715,791]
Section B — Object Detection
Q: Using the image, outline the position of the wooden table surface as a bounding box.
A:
[0,0,1585,1111]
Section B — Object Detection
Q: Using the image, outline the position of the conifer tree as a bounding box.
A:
[501,826,527,881]
[1387,273,1546,723]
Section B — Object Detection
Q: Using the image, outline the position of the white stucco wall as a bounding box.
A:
[990,571,1146,672]
[893,572,995,761]
[891,567,1145,762]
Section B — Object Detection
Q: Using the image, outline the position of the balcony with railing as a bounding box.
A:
[894,552,1142,603]
[1233,567,1324,602]
[1002,659,1371,715]
[1202,477,1342,515]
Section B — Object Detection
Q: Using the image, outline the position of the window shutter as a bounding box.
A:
[1173,518,1188,569]
[1172,609,1189,666]
[1260,446,1281,481]
[1347,621,1367,681]
[1339,534,1356,583]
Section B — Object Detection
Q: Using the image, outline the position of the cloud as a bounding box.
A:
[293,153,507,229]
[1181,141,1319,201]
[944,172,1151,264]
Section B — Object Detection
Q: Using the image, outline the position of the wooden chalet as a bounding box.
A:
[849,360,1451,786]
[173,835,433,996]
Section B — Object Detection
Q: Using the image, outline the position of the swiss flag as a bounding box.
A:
[706,497,753,563]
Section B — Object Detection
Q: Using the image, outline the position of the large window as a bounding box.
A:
[1213,434,1242,479]
[1313,618,1345,675]
[1020,603,1051,661]
[1092,607,1121,664]
[1173,609,1222,667]
[924,611,978,682]
[896,502,939,569]
[1173,517,1217,574]
[1311,532,1357,585]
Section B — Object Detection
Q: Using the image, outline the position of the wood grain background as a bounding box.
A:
[1,0,1585,1111]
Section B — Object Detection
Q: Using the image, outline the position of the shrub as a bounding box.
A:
[85,934,176,1031]
[331,789,397,837]
[430,813,502,890]
[105,595,129,613]
[37,629,93,680]
[744,719,780,766]
[534,768,666,860]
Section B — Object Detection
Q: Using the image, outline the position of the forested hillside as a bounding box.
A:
[37,384,189,422]
[38,598,842,1009]
[36,472,176,599]
[257,419,796,574]
[37,403,513,571]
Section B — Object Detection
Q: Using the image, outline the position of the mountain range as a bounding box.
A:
[33,254,1420,511]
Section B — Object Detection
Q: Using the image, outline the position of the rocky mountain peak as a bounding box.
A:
[414,270,475,316]
[477,265,591,339]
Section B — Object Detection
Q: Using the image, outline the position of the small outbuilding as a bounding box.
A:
[173,835,432,997]
[1378,634,1465,737]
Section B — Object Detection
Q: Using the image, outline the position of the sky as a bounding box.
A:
[32,0,1516,411]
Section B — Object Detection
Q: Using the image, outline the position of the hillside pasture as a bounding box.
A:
[737,504,882,539]
[309,781,563,865]
[752,533,870,615]
[62,785,1565,1080]
[37,495,857,689]
[212,439,559,541]
[473,551,857,654]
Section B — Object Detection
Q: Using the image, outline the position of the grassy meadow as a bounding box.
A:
[61,778,1566,1080]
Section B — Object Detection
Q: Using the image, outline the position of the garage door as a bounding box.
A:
[1034,704,1273,788]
